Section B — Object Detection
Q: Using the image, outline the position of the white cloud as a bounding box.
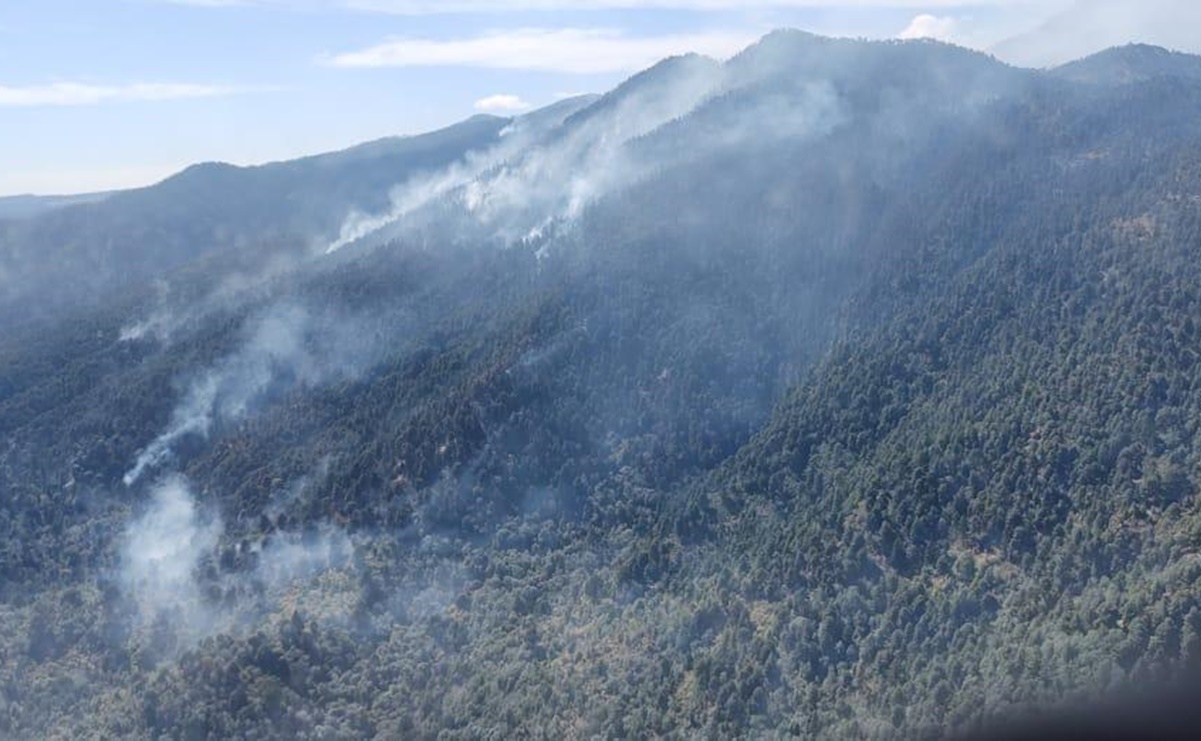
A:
[898,13,957,40]
[474,93,532,112]
[322,27,758,73]
[0,82,255,107]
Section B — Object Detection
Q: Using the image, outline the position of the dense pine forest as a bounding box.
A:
[4,31,1201,738]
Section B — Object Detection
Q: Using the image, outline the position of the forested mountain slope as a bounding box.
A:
[1052,43,1201,85]
[3,32,1201,739]
[0,113,512,327]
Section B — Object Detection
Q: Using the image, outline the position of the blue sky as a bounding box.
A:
[0,0,1181,196]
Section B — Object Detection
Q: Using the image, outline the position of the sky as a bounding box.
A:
[0,0,1191,196]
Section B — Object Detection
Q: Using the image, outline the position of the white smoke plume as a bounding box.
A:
[324,156,489,254]
[322,49,854,257]
[118,279,175,343]
[322,112,556,254]
[125,302,376,486]
[119,475,223,635]
[252,525,354,589]
[123,374,220,486]
[118,252,307,346]
[323,56,726,253]
[119,474,355,651]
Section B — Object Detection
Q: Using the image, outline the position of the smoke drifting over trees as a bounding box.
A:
[4,25,1201,739]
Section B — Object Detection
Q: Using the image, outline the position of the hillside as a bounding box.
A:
[0,114,511,329]
[3,34,1201,738]
[1052,43,1201,85]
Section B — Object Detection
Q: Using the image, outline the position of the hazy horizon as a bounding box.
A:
[4,0,1197,198]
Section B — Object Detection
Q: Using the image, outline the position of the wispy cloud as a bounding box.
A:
[347,0,1035,9]
[168,0,1044,11]
[0,82,261,107]
[474,93,531,112]
[322,27,758,73]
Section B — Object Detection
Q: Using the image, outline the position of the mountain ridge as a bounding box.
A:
[1052,42,1201,85]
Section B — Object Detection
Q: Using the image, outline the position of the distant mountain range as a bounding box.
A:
[4,31,1201,739]
[0,191,112,220]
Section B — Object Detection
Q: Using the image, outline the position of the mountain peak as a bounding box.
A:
[726,28,831,75]
[560,51,722,131]
[721,28,1017,105]
[628,51,722,84]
